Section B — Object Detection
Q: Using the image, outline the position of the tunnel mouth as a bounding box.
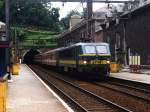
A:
[23,49,40,64]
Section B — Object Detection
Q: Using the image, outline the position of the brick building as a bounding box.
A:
[103,3,150,66]
[58,17,105,47]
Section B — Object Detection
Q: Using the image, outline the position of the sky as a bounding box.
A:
[51,2,106,19]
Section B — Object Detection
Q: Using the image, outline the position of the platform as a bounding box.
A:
[110,71,150,84]
[6,64,69,112]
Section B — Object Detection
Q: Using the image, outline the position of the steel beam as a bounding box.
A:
[50,0,135,3]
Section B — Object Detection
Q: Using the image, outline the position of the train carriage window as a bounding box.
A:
[96,45,108,54]
[84,46,96,54]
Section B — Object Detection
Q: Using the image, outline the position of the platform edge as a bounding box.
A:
[25,64,74,112]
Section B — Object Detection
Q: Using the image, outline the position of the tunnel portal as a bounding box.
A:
[23,49,40,64]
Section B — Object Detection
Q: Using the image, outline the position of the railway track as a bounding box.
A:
[101,81,150,101]
[29,65,130,112]
[28,65,150,112]
[76,81,150,112]
[108,77,150,92]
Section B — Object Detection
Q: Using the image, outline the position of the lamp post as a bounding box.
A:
[5,0,12,80]
[5,0,10,42]
[86,0,95,42]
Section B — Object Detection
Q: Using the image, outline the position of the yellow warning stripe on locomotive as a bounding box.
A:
[59,60,110,65]
[59,60,76,64]
[90,60,110,64]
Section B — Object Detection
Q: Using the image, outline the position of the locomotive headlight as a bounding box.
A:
[106,61,110,64]
[83,60,87,64]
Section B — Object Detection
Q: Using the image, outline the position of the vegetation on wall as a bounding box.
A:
[11,27,58,48]
[0,0,61,48]
[0,0,83,48]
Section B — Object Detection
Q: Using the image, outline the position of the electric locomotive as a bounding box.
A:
[34,42,111,78]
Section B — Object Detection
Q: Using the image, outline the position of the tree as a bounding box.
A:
[10,0,60,30]
[0,0,60,31]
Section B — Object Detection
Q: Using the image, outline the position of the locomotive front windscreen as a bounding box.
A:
[96,45,108,54]
[84,45,96,54]
[84,45,109,54]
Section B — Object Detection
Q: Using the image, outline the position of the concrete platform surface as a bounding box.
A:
[7,64,69,112]
[110,72,150,84]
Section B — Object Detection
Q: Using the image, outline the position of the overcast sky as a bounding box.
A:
[51,2,106,19]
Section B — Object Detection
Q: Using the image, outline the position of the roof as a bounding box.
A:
[58,18,105,39]
[73,42,109,46]
[42,42,109,55]
[121,2,150,18]
[100,2,150,29]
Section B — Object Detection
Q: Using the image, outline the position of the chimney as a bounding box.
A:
[69,15,82,29]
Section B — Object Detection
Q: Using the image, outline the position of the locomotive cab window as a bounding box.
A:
[84,45,96,54]
[96,45,108,54]
[77,46,83,54]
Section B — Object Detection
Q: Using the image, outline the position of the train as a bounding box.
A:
[34,42,111,78]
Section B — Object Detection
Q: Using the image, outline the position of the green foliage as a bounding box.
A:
[11,27,26,42]
[0,0,60,31]
[13,27,58,48]
[11,0,60,31]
